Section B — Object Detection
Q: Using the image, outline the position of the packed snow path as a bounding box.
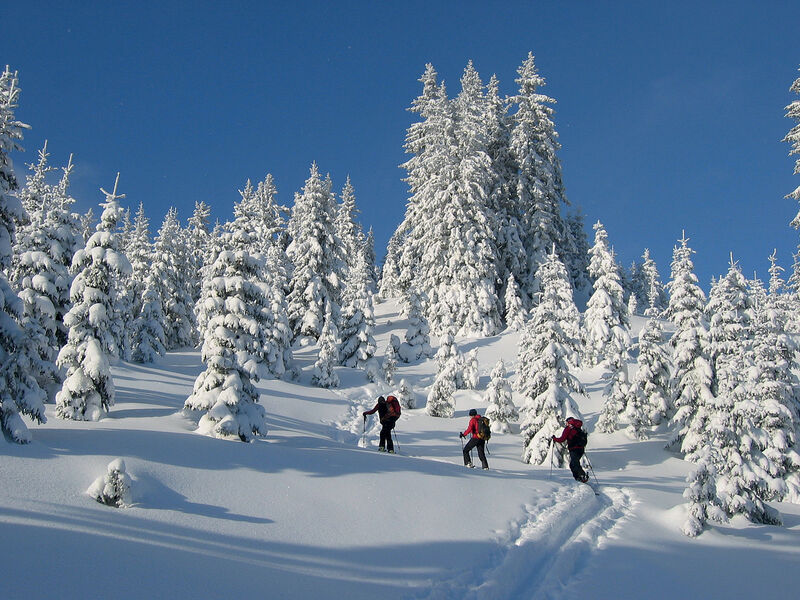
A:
[420,485,633,600]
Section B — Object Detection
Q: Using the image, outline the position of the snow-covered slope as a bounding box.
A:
[2,299,799,599]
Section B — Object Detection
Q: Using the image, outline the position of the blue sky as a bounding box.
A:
[4,1,800,290]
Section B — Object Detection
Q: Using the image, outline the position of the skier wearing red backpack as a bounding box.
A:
[552,417,589,482]
[363,395,401,453]
[460,408,490,470]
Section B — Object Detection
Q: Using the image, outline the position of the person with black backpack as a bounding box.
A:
[552,417,589,483]
[363,395,401,453]
[460,408,490,470]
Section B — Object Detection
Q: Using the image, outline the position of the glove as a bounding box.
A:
[459,432,465,439]
[362,412,367,418]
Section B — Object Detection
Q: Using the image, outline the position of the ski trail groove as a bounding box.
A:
[420,485,633,600]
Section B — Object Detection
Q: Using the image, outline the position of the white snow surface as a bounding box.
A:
[2,299,799,599]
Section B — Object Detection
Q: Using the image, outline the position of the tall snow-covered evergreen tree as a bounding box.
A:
[124,202,152,320]
[751,260,800,503]
[131,272,166,364]
[665,233,712,452]
[640,248,668,316]
[503,273,526,331]
[426,357,457,418]
[397,288,433,363]
[625,317,671,439]
[312,304,340,389]
[484,359,518,433]
[186,200,211,304]
[153,208,196,349]
[785,66,800,215]
[509,53,568,303]
[56,174,130,421]
[396,62,502,336]
[286,163,342,341]
[0,65,47,442]
[517,250,585,465]
[10,144,76,399]
[701,261,782,525]
[339,246,377,372]
[184,232,269,442]
[582,222,630,368]
[335,176,365,276]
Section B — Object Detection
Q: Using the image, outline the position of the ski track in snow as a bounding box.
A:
[418,484,634,600]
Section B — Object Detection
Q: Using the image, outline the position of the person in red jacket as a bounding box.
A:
[552,417,589,482]
[460,408,489,469]
[363,396,400,453]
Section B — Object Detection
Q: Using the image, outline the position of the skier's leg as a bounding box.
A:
[385,422,395,452]
[476,440,488,469]
[463,438,476,466]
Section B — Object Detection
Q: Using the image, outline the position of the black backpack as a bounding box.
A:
[573,426,588,448]
[477,416,492,441]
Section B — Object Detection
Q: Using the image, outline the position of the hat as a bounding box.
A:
[468,409,478,416]
[378,396,386,403]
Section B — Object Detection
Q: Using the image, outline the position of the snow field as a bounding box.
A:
[1,299,799,599]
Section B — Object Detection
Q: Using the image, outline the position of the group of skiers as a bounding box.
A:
[363,396,590,483]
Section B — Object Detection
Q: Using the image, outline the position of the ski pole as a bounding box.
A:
[392,429,400,454]
[549,438,554,479]
[361,415,367,447]
[584,452,600,486]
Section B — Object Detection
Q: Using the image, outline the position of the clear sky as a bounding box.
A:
[4,1,800,290]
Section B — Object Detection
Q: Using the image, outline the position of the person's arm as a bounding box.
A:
[553,426,571,444]
[363,403,378,416]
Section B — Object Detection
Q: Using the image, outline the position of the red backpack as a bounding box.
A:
[386,395,401,418]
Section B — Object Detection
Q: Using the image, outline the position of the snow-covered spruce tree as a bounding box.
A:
[681,457,727,537]
[378,229,403,299]
[184,233,269,442]
[582,221,630,368]
[397,378,415,409]
[640,249,668,316]
[87,458,132,508]
[503,273,526,331]
[486,73,527,301]
[484,359,518,433]
[131,273,166,363]
[185,200,211,304]
[56,174,130,421]
[153,208,196,350]
[426,357,457,418]
[10,144,70,399]
[397,288,433,362]
[226,183,294,378]
[79,207,94,244]
[260,244,294,379]
[435,327,459,371]
[509,53,569,305]
[382,341,397,385]
[124,202,152,320]
[312,305,340,388]
[395,63,502,336]
[0,66,47,442]
[767,250,793,331]
[462,348,480,390]
[750,263,800,503]
[596,311,632,433]
[335,176,365,277]
[697,259,783,525]
[665,233,712,452]
[785,65,800,217]
[43,155,82,345]
[625,317,671,439]
[339,246,377,371]
[286,163,342,341]
[517,250,585,465]
[565,211,592,305]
